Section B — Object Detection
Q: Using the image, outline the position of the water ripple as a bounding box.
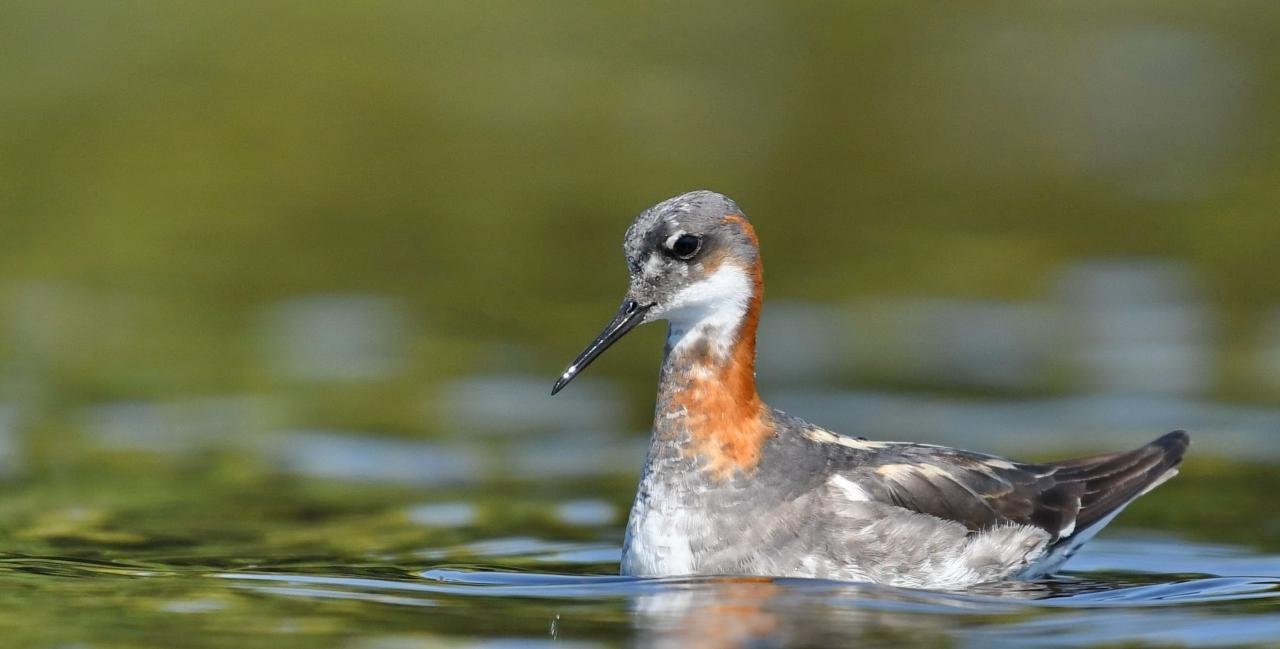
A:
[2,536,1277,648]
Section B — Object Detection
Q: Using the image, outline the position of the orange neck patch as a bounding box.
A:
[667,217,770,479]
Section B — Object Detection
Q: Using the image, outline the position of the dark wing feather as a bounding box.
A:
[844,431,1189,542]
[1046,430,1189,532]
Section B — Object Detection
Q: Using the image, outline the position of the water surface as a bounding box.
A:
[1,448,1276,649]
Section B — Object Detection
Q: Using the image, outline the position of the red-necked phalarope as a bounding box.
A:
[552,190,1189,589]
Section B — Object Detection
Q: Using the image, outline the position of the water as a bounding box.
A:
[3,283,1273,648]
[1,447,1277,649]
[2,285,1278,647]
[5,1,1280,645]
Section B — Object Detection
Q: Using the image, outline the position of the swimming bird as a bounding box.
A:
[552,190,1189,589]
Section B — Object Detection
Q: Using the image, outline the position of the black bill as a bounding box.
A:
[551,299,651,395]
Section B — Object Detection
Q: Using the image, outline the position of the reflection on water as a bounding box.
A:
[46,259,1275,477]
[760,259,1220,396]
[258,295,410,383]
[0,435,1275,648]
[0,260,1275,647]
[0,405,20,477]
[267,546,1280,648]
[0,462,1272,648]
[193,542,1280,648]
[406,502,477,528]
[264,431,482,486]
[439,376,627,437]
[1260,310,1280,392]
[554,500,618,527]
[2,1,1279,644]
[9,259,1268,470]
[1058,260,1216,395]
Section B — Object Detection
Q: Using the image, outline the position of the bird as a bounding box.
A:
[551,190,1189,589]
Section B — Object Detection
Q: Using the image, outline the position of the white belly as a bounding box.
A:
[620,479,697,577]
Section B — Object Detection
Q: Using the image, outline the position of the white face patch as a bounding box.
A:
[656,262,753,357]
[663,230,687,251]
[642,253,664,279]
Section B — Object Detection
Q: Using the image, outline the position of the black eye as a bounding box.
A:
[669,234,702,259]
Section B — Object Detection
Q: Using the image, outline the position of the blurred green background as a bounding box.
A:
[1,1,1279,458]
[2,3,1280,647]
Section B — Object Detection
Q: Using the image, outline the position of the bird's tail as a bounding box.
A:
[1049,430,1190,536]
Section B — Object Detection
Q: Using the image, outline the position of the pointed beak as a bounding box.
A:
[552,299,651,395]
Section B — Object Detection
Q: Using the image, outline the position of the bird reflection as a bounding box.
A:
[629,576,1058,648]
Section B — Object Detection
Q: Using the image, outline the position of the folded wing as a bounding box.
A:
[839,430,1190,545]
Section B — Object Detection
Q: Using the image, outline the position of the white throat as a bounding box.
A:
[659,263,753,358]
